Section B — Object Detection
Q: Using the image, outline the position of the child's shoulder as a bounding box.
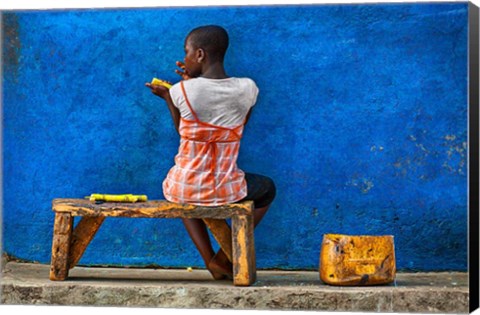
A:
[172,77,257,90]
[230,77,257,85]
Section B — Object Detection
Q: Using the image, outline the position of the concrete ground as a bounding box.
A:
[0,261,469,313]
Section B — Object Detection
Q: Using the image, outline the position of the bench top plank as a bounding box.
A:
[52,199,254,219]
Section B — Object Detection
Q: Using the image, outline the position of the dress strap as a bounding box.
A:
[180,81,200,122]
[180,80,244,140]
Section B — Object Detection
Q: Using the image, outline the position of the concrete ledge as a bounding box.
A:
[0,262,469,313]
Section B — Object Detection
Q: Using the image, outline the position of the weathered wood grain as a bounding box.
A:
[203,218,232,262]
[68,217,106,269]
[50,198,257,286]
[49,213,73,281]
[231,214,256,286]
[52,199,254,219]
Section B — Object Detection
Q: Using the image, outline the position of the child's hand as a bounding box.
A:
[175,61,192,80]
[145,82,170,99]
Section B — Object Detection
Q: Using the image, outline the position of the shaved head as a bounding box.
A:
[186,25,229,62]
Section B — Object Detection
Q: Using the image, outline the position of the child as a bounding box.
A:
[145,25,276,279]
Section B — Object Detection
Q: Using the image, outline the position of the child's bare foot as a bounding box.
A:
[208,251,233,280]
[209,269,226,280]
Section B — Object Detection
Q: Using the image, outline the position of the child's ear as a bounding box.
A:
[196,48,205,63]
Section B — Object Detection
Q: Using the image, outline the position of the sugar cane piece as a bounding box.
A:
[89,194,137,202]
[136,195,148,202]
[87,194,148,203]
[151,78,172,89]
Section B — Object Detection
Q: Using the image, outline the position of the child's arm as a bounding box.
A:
[144,61,192,132]
[175,61,192,80]
[145,83,180,133]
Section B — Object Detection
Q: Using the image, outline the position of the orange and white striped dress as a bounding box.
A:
[163,81,248,206]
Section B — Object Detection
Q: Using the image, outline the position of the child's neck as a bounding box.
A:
[201,62,228,79]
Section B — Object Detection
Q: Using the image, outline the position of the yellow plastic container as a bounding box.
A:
[319,234,396,286]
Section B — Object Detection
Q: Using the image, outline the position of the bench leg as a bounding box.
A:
[68,216,105,269]
[231,214,256,286]
[203,218,232,262]
[50,213,73,281]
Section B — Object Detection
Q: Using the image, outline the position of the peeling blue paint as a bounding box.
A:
[2,3,468,271]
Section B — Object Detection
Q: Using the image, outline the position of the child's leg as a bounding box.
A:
[185,174,275,279]
[181,218,226,279]
[253,204,270,228]
[208,203,271,277]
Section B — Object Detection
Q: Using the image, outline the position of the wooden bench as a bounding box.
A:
[50,198,256,286]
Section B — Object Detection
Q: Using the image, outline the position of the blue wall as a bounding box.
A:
[2,3,468,271]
